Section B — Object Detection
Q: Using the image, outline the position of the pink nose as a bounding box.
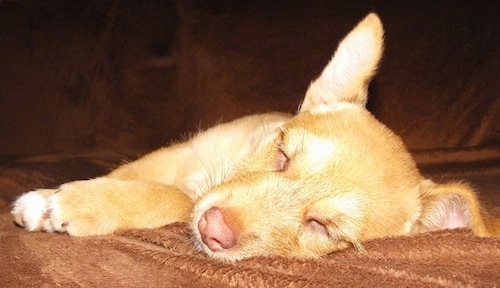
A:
[198,207,237,251]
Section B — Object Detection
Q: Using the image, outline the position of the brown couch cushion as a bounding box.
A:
[0,0,498,155]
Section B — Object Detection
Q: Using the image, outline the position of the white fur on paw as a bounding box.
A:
[11,191,48,231]
[46,194,66,233]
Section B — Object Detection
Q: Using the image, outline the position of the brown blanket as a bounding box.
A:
[2,221,499,287]
[0,153,498,287]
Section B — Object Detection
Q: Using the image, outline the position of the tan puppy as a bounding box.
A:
[11,13,499,262]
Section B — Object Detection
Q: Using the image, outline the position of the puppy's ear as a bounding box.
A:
[300,13,384,113]
[414,180,499,236]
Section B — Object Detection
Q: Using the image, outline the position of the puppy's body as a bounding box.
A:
[12,14,499,262]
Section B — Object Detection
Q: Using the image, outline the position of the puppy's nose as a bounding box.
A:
[198,207,237,251]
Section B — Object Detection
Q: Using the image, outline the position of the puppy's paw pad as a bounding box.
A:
[11,191,48,231]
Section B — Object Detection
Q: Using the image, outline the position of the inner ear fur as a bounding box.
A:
[415,180,499,236]
[299,13,384,113]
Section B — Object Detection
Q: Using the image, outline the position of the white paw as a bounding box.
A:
[11,191,50,231]
[11,183,111,236]
[45,194,68,233]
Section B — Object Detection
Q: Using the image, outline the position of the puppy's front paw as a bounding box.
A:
[44,187,110,237]
[40,179,132,236]
[11,189,55,232]
[11,181,116,236]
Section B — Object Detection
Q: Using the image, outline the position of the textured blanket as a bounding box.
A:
[0,153,498,287]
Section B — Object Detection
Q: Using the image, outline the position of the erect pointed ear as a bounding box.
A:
[299,13,384,113]
[413,180,499,237]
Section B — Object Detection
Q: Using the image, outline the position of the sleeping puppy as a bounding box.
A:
[11,13,499,262]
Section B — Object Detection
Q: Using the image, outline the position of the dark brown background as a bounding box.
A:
[1,0,498,156]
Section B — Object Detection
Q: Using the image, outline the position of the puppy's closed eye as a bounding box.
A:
[304,218,329,238]
[274,148,290,172]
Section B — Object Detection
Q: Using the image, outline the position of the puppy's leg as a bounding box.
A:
[12,178,193,236]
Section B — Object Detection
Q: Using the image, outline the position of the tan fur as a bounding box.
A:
[11,13,499,261]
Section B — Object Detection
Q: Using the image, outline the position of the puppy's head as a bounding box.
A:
[191,13,493,261]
